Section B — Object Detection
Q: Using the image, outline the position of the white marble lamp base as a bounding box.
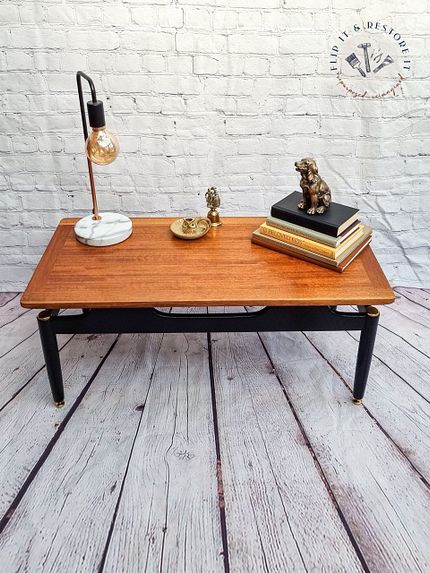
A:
[74,213,133,247]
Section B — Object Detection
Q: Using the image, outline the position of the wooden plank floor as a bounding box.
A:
[0,289,429,572]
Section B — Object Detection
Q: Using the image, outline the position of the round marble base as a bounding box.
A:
[74,213,132,247]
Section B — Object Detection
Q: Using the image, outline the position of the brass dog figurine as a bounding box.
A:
[295,158,332,215]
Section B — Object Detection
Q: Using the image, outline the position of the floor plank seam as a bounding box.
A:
[386,305,430,330]
[245,371,310,573]
[0,293,19,308]
[393,288,430,311]
[97,374,153,573]
[159,351,178,573]
[0,335,120,536]
[378,324,430,360]
[0,334,77,414]
[0,329,39,361]
[303,332,430,492]
[207,332,231,573]
[257,331,373,573]
[0,308,32,330]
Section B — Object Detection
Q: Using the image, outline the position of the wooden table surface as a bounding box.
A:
[20,217,395,309]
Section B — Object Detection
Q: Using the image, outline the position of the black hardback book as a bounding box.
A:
[271,192,359,237]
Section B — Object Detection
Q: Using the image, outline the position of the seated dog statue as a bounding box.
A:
[294,158,332,215]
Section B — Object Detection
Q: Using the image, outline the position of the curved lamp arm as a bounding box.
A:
[76,71,100,220]
[76,71,98,142]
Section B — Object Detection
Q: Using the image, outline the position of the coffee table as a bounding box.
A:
[21,217,395,408]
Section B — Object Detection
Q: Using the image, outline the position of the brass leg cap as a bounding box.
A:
[352,398,362,405]
[55,400,65,409]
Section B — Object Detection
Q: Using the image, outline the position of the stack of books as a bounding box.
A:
[252,191,372,272]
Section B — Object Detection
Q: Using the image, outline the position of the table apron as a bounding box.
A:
[46,306,368,335]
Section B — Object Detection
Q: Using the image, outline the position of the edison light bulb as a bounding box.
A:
[85,127,119,165]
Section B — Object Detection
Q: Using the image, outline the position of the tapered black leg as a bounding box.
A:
[37,310,65,408]
[352,306,380,404]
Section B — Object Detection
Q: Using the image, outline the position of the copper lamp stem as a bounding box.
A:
[77,71,101,222]
[87,158,100,220]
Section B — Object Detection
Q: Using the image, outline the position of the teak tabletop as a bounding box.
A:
[21,217,395,309]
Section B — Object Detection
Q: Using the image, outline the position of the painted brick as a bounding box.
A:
[33,53,61,71]
[0,73,45,93]
[205,77,253,95]
[152,75,201,95]
[159,7,184,28]
[228,34,278,54]
[75,6,103,26]
[237,11,262,29]
[130,7,158,27]
[1,0,430,290]
[19,6,47,24]
[6,52,33,71]
[263,11,312,31]
[60,53,88,72]
[177,33,227,54]
[67,30,119,51]
[405,157,430,176]
[0,193,21,211]
[280,34,327,54]
[12,29,66,50]
[269,57,295,76]
[103,6,130,26]
[229,0,279,7]
[0,5,19,23]
[48,6,76,24]
[0,136,12,153]
[226,118,271,135]
[213,10,238,29]
[0,231,27,247]
[161,96,187,114]
[244,57,269,75]
[13,136,38,153]
[0,30,10,48]
[105,75,151,94]
[167,55,193,74]
[122,194,170,213]
[142,54,166,73]
[122,31,174,52]
[194,55,220,75]
[186,8,212,28]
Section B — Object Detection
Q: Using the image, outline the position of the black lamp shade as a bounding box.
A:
[87,100,106,128]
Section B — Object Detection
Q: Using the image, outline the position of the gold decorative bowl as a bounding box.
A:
[170,217,212,240]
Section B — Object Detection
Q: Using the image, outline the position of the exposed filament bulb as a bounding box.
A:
[85,126,119,165]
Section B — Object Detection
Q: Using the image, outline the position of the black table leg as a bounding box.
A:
[36,305,377,406]
[352,306,380,405]
[37,310,65,408]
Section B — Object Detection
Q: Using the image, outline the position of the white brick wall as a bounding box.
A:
[1,0,429,290]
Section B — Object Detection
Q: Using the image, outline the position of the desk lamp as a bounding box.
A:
[74,71,132,246]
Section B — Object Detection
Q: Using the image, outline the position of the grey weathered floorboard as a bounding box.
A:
[305,327,430,480]
[0,333,164,573]
[209,308,364,573]
[0,293,19,308]
[0,294,31,329]
[103,332,224,573]
[0,333,117,516]
[260,329,430,573]
[0,291,429,572]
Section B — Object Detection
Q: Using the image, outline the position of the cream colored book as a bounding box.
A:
[252,226,373,267]
[259,222,365,260]
[266,216,360,247]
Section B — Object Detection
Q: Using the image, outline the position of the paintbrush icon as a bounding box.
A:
[345,52,366,77]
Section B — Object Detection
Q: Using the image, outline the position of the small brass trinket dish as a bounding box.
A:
[170,217,212,240]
